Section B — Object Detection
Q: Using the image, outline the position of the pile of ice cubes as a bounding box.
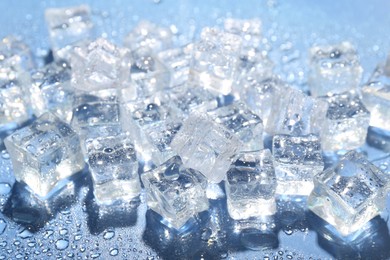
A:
[1,4,389,235]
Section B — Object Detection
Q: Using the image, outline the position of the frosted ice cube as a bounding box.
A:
[4,113,85,197]
[190,27,242,95]
[273,134,324,196]
[225,149,276,219]
[321,92,370,151]
[0,36,35,71]
[266,87,328,135]
[242,75,285,126]
[124,20,173,55]
[141,156,209,229]
[308,42,363,97]
[171,113,241,183]
[131,47,170,97]
[208,102,263,151]
[361,65,390,131]
[71,38,132,91]
[45,5,94,60]
[86,134,140,204]
[0,71,30,126]
[30,61,74,123]
[308,151,390,235]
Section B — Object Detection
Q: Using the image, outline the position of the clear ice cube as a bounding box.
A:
[71,38,132,91]
[86,134,141,204]
[45,5,94,60]
[4,112,85,197]
[361,65,390,131]
[208,102,263,151]
[273,134,324,196]
[141,156,209,229]
[30,61,74,123]
[308,42,363,97]
[308,151,390,235]
[0,36,35,71]
[320,92,370,151]
[189,27,242,95]
[225,149,277,219]
[124,20,173,55]
[266,87,328,135]
[171,113,241,183]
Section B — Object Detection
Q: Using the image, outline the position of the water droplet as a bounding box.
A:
[55,239,69,250]
[283,228,294,235]
[0,183,11,195]
[0,219,6,235]
[59,228,68,235]
[109,248,119,256]
[18,228,33,239]
[1,151,9,159]
[90,252,101,258]
[103,230,115,240]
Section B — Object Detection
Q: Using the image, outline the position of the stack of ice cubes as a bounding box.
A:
[1,4,389,234]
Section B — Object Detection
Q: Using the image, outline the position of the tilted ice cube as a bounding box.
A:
[0,36,35,71]
[361,65,390,131]
[45,5,94,60]
[131,47,170,98]
[320,92,370,151]
[0,67,30,126]
[308,151,390,235]
[124,20,173,55]
[242,75,285,127]
[71,38,132,91]
[208,102,263,151]
[86,134,141,205]
[273,134,324,196]
[225,149,276,219]
[30,61,74,123]
[190,27,242,95]
[141,156,209,229]
[4,113,85,197]
[266,87,328,135]
[308,42,363,97]
[171,113,241,183]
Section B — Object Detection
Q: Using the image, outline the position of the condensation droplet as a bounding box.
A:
[0,183,11,196]
[109,248,119,256]
[103,230,115,240]
[55,239,69,250]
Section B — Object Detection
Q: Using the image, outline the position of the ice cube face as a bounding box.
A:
[131,48,170,98]
[45,5,94,60]
[225,149,276,219]
[4,113,85,197]
[208,103,263,151]
[171,113,241,183]
[86,134,140,204]
[30,61,74,122]
[321,92,370,151]
[361,65,390,131]
[190,28,242,95]
[308,42,363,97]
[141,156,209,229]
[71,38,132,91]
[266,87,328,135]
[308,151,390,235]
[124,20,173,55]
[273,134,324,196]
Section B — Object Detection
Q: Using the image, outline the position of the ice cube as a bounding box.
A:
[308,42,363,97]
[141,156,209,229]
[45,5,94,60]
[208,102,263,151]
[320,92,370,151]
[171,113,241,183]
[225,149,277,219]
[361,65,390,131]
[4,112,85,197]
[189,27,242,95]
[86,134,140,204]
[71,38,132,91]
[308,151,390,235]
[30,60,74,123]
[242,75,285,126]
[124,20,173,55]
[0,36,35,71]
[266,87,328,135]
[131,47,170,98]
[273,134,324,196]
